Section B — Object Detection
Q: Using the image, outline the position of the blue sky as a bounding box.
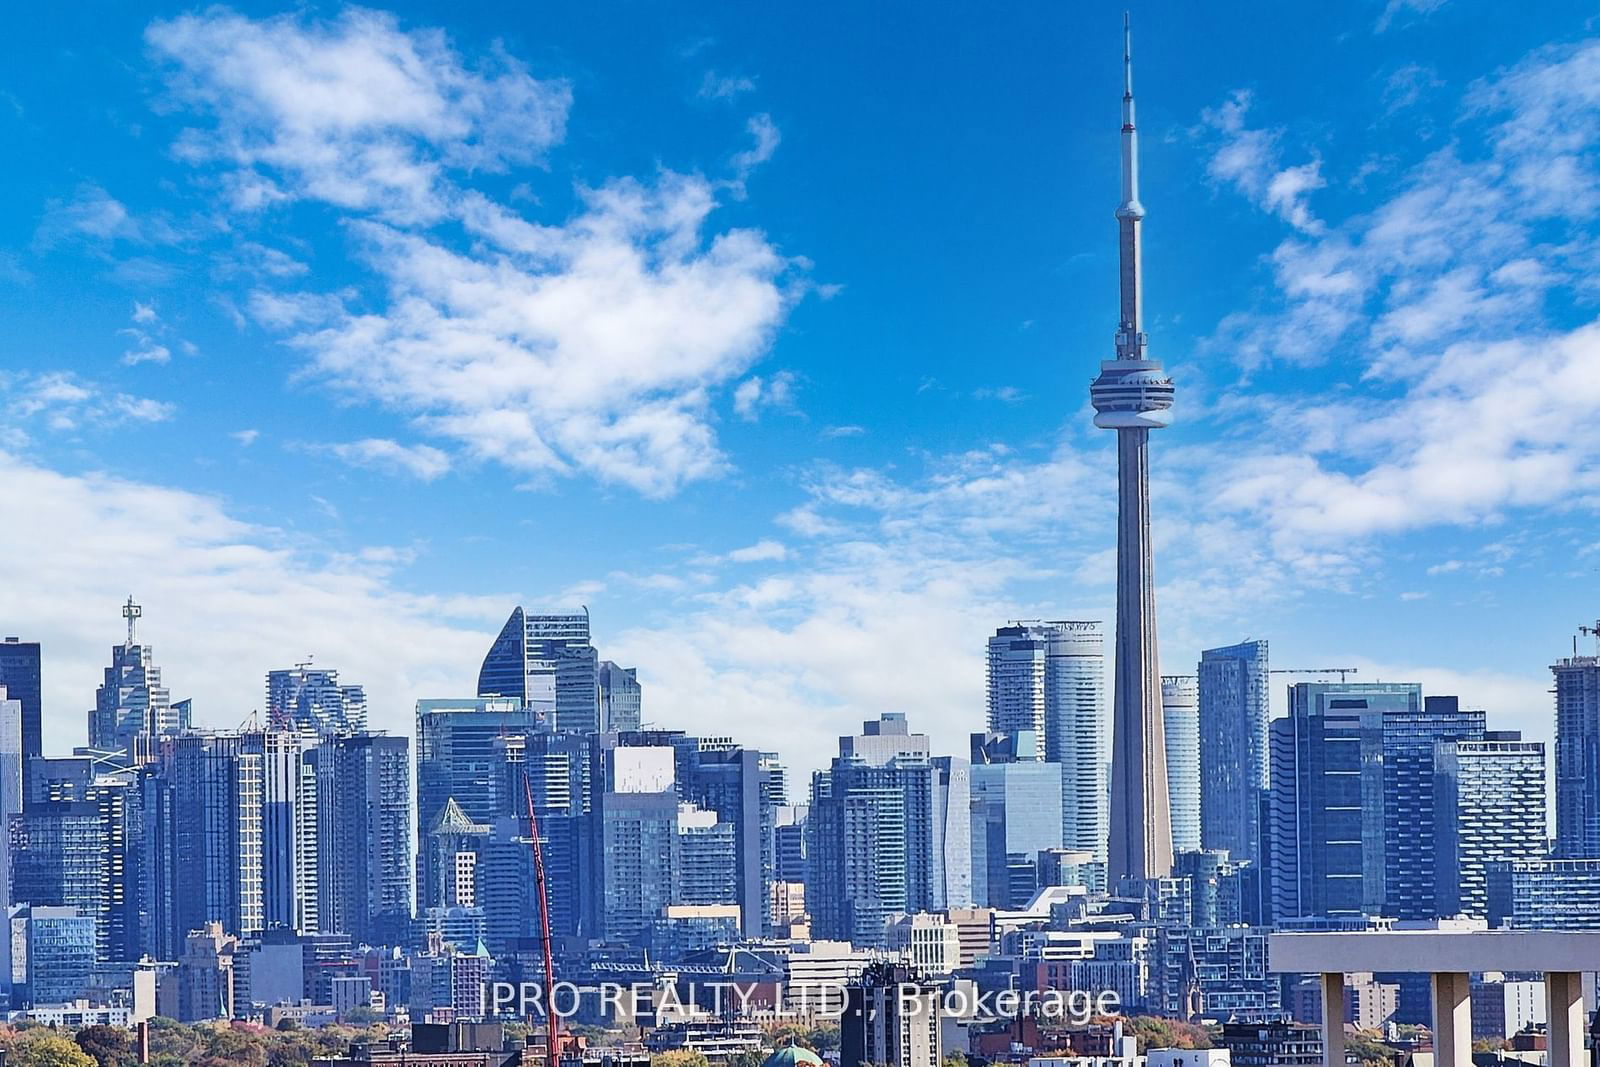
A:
[3,0,1599,777]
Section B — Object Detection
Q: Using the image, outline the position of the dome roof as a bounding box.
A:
[762,1045,824,1067]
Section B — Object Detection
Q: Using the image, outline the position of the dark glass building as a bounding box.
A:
[0,637,42,763]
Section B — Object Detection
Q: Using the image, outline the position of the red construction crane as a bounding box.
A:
[521,772,560,1067]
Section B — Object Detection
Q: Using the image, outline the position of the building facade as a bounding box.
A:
[1161,676,1200,855]
[1197,640,1269,863]
[1434,734,1547,919]
[985,623,1107,867]
[1552,648,1600,858]
[476,608,600,733]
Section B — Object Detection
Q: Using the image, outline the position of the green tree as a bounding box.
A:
[194,1023,268,1067]
[74,1025,135,1067]
[1345,1030,1395,1066]
[8,1030,96,1067]
[942,1053,969,1067]
[652,1051,711,1067]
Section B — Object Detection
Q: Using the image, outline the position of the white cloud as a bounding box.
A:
[146,8,572,224]
[1,372,175,436]
[726,539,788,563]
[731,113,780,180]
[35,185,147,246]
[1193,39,1600,550]
[269,178,795,496]
[150,9,801,499]
[231,429,261,447]
[732,369,798,422]
[1201,90,1325,234]
[1376,0,1449,33]
[699,71,756,100]
[117,302,194,367]
[321,437,451,480]
[0,451,494,755]
[821,425,866,439]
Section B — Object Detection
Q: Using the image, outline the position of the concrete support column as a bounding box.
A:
[1431,971,1471,1067]
[1545,971,1583,1067]
[1320,972,1346,1067]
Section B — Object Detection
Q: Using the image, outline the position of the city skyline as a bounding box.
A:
[4,1,1600,780]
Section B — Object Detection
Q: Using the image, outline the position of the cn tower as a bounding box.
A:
[1091,16,1175,885]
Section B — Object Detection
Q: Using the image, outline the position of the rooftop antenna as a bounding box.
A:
[122,595,142,645]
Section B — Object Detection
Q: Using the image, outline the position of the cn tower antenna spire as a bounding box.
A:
[1090,14,1175,887]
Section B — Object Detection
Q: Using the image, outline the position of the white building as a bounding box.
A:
[886,912,962,975]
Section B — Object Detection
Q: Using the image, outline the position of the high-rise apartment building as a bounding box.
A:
[0,638,42,766]
[985,623,1107,866]
[477,608,600,733]
[1552,639,1600,858]
[266,664,367,735]
[808,718,937,947]
[1384,694,1484,918]
[841,962,942,1067]
[1486,858,1600,929]
[672,737,779,937]
[597,745,678,940]
[675,803,738,907]
[1161,675,1200,855]
[1197,640,1269,862]
[307,732,412,946]
[1435,733,1547,919]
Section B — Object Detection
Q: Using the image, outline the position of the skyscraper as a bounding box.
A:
[969,753,1064,908]
[0,638,42,765]
[415,696,539,909]
[1160,676,1200,855]
[1265,682,1480,921]
[1552,631,1600,858]
[1435,733,1547,919]
[87,598,190,763]
[808,718,937,947]
[266,664,367,735]
[0,688,18,1003]
[1384,695,1484,919]
[477,608,600,733]
[984,622,1107,865]
[597,745,678,940]
[308,732,411,945]
[673,738,780,937]
[598,661,642,733]
[1197,640,1269,863]
[142,733,267,955]
[1089,20,1176,886]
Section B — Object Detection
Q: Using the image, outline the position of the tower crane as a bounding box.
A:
[522,772,560,1067]
[1269,667,1360,683]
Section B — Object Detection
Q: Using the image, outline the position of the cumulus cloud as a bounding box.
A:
[146,8,572,224]
[0,451,494,754]
[151,8,799,498]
